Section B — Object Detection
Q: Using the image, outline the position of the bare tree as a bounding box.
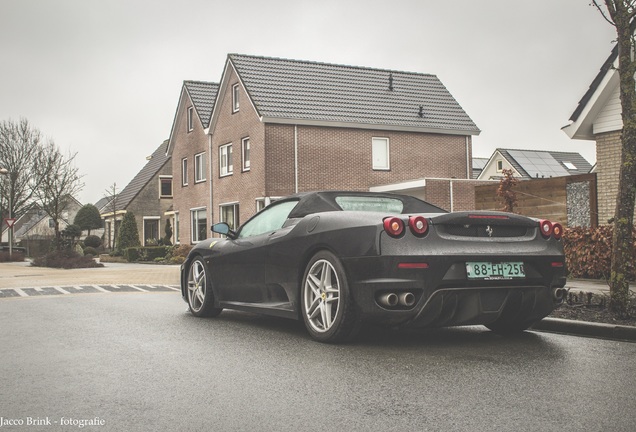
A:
[32,143,84,247]
[0,118,46,220]
[592,0,636,314]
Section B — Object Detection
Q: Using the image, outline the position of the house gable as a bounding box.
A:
[562,46,621,140]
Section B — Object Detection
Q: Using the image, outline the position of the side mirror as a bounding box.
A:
[211,222,237,239]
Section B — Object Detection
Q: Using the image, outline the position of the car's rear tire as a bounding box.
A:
[301,251,360,343]
[187,257,223,318]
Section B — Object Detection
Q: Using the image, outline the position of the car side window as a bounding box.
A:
[238,200,299,239]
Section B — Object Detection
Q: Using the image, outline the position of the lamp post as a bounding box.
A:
[0,168,11,259]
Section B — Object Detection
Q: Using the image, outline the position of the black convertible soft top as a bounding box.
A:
[284,191,448,219]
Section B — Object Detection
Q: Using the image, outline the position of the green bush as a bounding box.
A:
[32,250,103,269]
[84,235,102,249]
[83,246,98,257]
[563,226,636,280]
[124,246,169,262]
[117,212,141,252]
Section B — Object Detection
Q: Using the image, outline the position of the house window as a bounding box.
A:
[187,106,194,132]
[256,198,266,213]
[372,137,390,170]
[496,160,503,172]
[160,176,173,198]
[195,152,206,183]
[143,217,160,246]
[232,83,240,112]
[174,212,180,244]
[242,137,250,171]
[191,208,207,243]
[182,158,188,186]
[220,144,233,177]
[220,203,239,231]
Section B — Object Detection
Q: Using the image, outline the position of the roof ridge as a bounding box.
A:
[228,53,437,78]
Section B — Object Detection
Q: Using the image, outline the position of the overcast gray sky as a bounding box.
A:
[0,0,617,203]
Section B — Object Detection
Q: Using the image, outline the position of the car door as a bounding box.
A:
[215,200,299,304]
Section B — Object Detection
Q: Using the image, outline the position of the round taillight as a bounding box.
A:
[383,217,405,238]
[552,223,563,240]
[409,216,429,236]
[539,219,553,239]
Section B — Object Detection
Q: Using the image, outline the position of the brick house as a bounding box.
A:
[101,140,173,247]
[168,54,480,244]
[562,44,623,224]
[165,81,219,244]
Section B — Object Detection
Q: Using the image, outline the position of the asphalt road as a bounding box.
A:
[1,292,635,432]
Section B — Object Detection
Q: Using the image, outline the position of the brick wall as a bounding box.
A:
[595,130,621,224]
[170,89,210,243]
[212,67,266,227]
[266,124,471,193]
[424,179,487,211]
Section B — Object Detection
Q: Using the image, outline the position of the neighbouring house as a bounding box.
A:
[101,140,173,248]
[561,43,626,224]
[9,197,83,256]
[477,148,593,181]
[472,157,489,179]
[168,54,481,244]
[166,80,219,245]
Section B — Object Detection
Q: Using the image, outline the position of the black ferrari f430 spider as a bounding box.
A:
[181,191,566,343]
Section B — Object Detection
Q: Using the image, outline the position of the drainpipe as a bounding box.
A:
[208,133,213,225]
[294,125,299,193]
[465,136,470,179]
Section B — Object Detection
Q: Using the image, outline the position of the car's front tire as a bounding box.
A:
[187,257,223,318]
[301,251,360,343]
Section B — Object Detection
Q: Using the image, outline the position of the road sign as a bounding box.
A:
[4,218,16,228]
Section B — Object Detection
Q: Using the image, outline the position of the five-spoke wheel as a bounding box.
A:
[301,251,359,343]
[187,257,222,317]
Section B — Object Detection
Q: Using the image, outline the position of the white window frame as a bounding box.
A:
[194,152,206,183]
[220,202,240,231]
[220,144,233,177]
[496,160,503,172]
[242,137,250,172]
[142,216,161,246]
[256,198,266,213]
[190,207,207,243]
[187,106,194,132]
[372,137,390,170]
[182,158,188,186]
[232,83,240,112]
[174,212,180,244]
[159,175,173,198]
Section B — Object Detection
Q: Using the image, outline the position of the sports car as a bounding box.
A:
[181,191,567,343]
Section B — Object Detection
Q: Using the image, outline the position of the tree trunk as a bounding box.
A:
[608,3,636,314]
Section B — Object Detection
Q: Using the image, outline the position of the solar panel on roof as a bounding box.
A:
[508,150,569,178]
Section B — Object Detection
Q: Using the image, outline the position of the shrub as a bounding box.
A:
[83,246,98,257]
[171,244,192,259]
[124,246,169,262]
[32,250,104,269]
[563,226,636,280]
[74,204,103,235]
[84,235,102,249]
[117,212,141,251]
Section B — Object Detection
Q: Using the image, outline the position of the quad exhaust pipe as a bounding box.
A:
[378,292,416,308]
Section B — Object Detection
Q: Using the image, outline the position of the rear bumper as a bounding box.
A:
[343,255,566,328]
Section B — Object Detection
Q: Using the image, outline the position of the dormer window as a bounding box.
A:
[187,106,194,132]
[232,83,240,113]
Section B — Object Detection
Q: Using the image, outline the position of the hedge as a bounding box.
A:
[125,246,169,262]
[563,226,636,280]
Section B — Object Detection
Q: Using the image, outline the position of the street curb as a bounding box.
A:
[532,317,636,342]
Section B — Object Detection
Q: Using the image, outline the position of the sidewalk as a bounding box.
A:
[0,260,180,288]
